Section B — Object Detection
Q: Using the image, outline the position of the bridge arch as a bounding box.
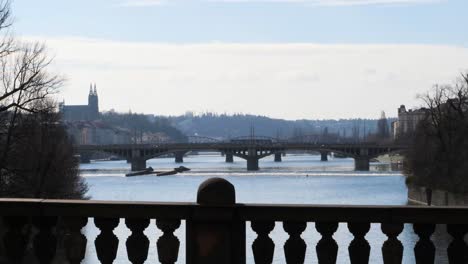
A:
[76,143,408,172]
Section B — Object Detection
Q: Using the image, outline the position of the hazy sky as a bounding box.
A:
[11,0,468,119]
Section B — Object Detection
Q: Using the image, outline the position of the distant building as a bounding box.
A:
[64,120,131,145]
[59,84,99,121]
[60,84,133,145]
[392,105,428,139]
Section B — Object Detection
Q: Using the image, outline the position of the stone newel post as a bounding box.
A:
[186,178,246,264]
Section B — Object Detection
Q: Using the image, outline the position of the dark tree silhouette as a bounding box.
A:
[405,74,468,193]
[2,104,88,198]
[0,1,86,199]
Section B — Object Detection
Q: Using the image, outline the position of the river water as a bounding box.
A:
[80,154,451,263]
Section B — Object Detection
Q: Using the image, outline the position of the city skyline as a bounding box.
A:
[13,0,468,119]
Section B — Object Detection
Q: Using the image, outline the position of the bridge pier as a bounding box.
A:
[175,151,185,163]
[355,157,370,171]
[246,148,260,171]
[274,152,282,162]
[131,158,146,171]
[226,153,234,163]
[320,151,328,162]
[247,158,259,171]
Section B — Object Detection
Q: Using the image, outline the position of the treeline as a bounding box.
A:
[101,110,187,142]
[1,109,88,198]
[169,112,395,140]
[405,74,468,193]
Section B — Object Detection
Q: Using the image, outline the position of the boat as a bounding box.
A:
[333,153,347,158]
[126,166,191,177]
[174,166,190,173]
[156,170,178,176]
[157,166,191,177]
[125,167,155,177]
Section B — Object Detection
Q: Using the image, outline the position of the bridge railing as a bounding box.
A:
[1,178,467,264]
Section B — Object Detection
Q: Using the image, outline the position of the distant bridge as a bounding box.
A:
[76,141,408,171]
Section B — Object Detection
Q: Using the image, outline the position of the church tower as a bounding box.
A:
[88,83,99,119]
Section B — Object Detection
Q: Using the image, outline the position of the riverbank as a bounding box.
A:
[408,184,468,206]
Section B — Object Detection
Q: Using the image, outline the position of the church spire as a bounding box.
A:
[94,83,97,95]
[89,83,93,95]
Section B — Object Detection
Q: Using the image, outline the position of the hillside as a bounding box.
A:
[168,113,396,140]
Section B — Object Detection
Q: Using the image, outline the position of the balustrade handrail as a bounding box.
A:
[2,198,468,224]
[2,175,468,264]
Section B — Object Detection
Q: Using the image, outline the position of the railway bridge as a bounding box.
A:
[76,142,408,171]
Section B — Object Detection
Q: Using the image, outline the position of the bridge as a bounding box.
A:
[76,141,408,171]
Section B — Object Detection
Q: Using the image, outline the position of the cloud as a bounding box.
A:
[120,0,443,7]
[27,35,468,119]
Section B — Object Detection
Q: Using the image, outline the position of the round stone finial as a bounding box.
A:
[197,178,236,205]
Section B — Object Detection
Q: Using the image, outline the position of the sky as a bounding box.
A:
[10,0,468,119]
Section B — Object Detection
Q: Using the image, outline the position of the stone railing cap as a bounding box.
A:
[197,177,235,205]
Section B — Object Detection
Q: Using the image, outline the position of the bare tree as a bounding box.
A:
[0,0,15,59]
[405,74,468,192]
[0,1,87,199]
[0,42,64,177]
[0,1,63,173]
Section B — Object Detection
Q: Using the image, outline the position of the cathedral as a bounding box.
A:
[60,84,100,121]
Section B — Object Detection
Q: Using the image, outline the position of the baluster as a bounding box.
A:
[125,218,150,264]
[381,223,404,264]
[413,223,435,264]
[348,222,371,264]
[251,221,275,264]
[447,224,468,264]
[63,216,88,264]
[316,222,338,264]
[156,219,181,264]
[94,217,120,264]
[33,216,58,264]
[283,221,307,264]
[2,216,28,264]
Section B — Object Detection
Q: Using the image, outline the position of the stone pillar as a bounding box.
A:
[175,151,185,163]
[131,158,146,171]
[320,151,328,162]
[247,158,259,171]
[130,149,146,171]
[274,152,282,162]
[225,153,234,163]
[354,157,370,171]
[186,178,245,264]
[247,148,259,171]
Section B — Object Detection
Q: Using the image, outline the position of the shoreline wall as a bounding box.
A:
[408,184,468,206]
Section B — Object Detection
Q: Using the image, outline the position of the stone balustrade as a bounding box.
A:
[1,178,468,263]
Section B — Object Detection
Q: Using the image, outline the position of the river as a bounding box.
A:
[80,153,451,263]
